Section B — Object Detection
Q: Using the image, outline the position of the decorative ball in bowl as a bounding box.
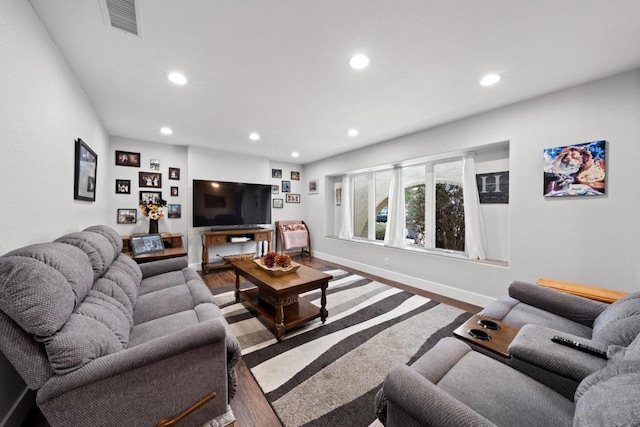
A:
[255,251,300,275]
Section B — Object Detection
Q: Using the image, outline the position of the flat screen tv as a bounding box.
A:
[192,180,272,229]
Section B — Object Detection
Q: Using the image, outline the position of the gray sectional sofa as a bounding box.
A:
[0,225,240,427]
[376,280,640,426]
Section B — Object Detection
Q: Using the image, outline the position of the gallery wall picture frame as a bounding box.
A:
[543,140,606,197]
[116,179,131,194]
[272,168,282,178]
[170,186,179,197]
[115,150,140,167]
[286,193,300,203]
[291,171,300,180]
[169,167,180,180]
[168,204,181,219]
[271,185,279,194]
[273,198,283,208]
[140,191,162,204]
[282,180,291,193]
[308,179,318,194]
[139,172,162,188]
[74,138,98,202]
[150,159,160,170]
[117,208,137,225]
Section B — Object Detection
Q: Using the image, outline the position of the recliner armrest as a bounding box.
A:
[509,281,607,327]
[383,364,495,426]
[38,319,227,401]
[139,256,189,278]
[509,324,607,381]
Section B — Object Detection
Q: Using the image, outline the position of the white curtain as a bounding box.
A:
[462,153,487,259]
[338,175,353,239]
[384,166,406,247]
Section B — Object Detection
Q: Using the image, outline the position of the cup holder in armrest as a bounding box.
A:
[478,319,501,330]
[468,329,491,340]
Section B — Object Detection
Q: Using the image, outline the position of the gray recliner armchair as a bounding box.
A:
[375,336,640,426]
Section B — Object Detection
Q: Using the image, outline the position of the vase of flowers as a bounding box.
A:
[139,199,166,234]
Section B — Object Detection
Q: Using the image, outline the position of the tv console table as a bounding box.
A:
[201,228,272,273]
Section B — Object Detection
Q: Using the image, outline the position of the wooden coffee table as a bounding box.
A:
[233,260,332,340]
[453,314,520,357]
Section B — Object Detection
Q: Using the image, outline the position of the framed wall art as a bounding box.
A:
[271,185,279,194]
[116,179,131,194]
[74,138,97,202]
[291,171,300,180]
[282,180,291,193]
[308,179,318,194]
[168,204,181,218]
[115,150,140,167]
[273,198,283,208]
[139,172,162,188]
[171,186,179,197]
[150,159,160,170]
[139,191,162,204]
[286,193,300,203]
[543,140,606,197]
[117,209,137,225]
[272,168,282,178]
[169,167,180,180]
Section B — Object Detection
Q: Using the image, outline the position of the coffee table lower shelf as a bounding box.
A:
[239,288,321,336]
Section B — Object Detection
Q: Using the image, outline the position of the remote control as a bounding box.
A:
[551,336,608,359]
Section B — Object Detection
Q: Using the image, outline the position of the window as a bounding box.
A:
[333,143,509,263]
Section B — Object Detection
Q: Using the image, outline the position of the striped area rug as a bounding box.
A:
[212,268,472,427]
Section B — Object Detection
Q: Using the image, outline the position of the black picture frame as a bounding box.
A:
[170,186,179,197]
[116,179,131,194]
[115,150,140,167]
[139,172,162,188]
[272,168,282,178]
[291,171,300,180]
[273,198,283,208]
[117,209,137,224]
[168,204,182,218]
[74,138,97,202]
[169,167,180,180]
[139,191,162,204]
[286,193,300,203]
[282,180,291,193]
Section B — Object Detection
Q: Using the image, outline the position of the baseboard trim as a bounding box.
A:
[314,251,495,308]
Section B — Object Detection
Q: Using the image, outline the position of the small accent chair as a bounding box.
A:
[275,220,311,257]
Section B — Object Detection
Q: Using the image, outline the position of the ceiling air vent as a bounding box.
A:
[103,0,140,36]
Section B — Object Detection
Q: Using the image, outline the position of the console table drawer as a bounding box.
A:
[205,235,227,245]
[254,232,270,241]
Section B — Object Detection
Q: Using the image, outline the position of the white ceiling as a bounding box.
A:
[29,0,640,164]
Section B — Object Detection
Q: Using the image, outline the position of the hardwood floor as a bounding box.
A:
[21,256,480,427]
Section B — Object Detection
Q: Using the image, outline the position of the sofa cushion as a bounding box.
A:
[574,361,640,425]
[92,279,135,325]
[0,243,93,336]
[101,263,140,308]
[111,253,143,284]
[84,225,123,254]
[592,292,640,346]
[36,290,131,374]
[138,270,188,296]
[133,280,216,325]
[55,231,117,280]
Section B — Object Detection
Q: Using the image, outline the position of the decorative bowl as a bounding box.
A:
[253,259,300,276]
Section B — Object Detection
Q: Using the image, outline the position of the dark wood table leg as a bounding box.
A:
[320,281,328,323]
[234,269,240,303]
[275,302,285,341]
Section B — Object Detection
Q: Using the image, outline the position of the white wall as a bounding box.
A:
[305,69,640,306]
[0,0,109,424]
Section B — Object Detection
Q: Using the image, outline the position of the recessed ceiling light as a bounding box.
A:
[480,73,501,86]
[348,128,359,137]
[160,127,173,135]
[249,132,260,141]
[349,54,370,70]
[291,152,299,158]
[167,72,187,85]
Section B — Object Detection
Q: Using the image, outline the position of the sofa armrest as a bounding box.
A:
[509,281,607,327]
[139,256,188,278]
[383,364,495,427]
[509,324,607,381]
[38,319,226,401]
